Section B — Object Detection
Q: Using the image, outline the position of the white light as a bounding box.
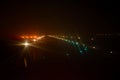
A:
[110,51,113,54]
[91,38,94,40]
[24,41,30,47]
[78,37,80,39]
[33,39,36,42]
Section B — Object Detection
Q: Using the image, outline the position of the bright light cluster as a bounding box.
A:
[20,41,31,47]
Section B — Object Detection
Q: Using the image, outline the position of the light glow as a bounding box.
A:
[37,35,45,40]
[21,36,25,38]
[22,41,30,47]
[110,51,113,54]
[78,37,80,39]
[25,36,29,39]
[92,46,96,49]
[34,36,37,38]
[30,36,33,38]
[33,39,37,42]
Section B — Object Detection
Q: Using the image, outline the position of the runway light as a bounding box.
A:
[80,50,83,54]
[33,39,37,42]
[21,36,24,38]
[92,46,96,49]
[66,53,70,56]
[34,36,37,38]
[24,42,29,46]
[78,37,80,39]
[110,51,113,54]
[84,47,88,51]
[25,36,29,39]
[76,42,79,45]
[30,36,33,38]
[91,38,94,40]
[23,41,30,47]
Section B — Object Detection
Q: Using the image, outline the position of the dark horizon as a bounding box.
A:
[0,1,114,36]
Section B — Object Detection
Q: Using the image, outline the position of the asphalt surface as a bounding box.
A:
[0,36,118,80]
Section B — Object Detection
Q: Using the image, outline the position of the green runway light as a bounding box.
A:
[76,42,79,45]
[84,47,88,51]
[83,44,85,47]
[80,50,83,54]
[68,40,71,43]
[71,41,74,44]
[48,35,88,55]
[65,40,68,42]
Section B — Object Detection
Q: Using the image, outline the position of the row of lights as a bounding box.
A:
[48,35,88,54]
[21,36,38,39]
[48,35,81,40]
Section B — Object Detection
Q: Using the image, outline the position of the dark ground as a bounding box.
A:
[0,36,119,80]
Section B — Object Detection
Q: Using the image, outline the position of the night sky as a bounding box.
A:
[0,1,113,36]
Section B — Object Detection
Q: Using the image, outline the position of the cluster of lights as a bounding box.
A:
[17,35,45,68]
[48,35,81,39]
[48,35,88,54]
[17,34,114,68]
[17,35,45,48]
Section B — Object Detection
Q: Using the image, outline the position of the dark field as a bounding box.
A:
[0,35,119,80]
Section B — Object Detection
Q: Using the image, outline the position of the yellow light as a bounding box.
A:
[24,58,27,68]
[92,46,96,49]
[23,41,30,47]
[16,41,38,48]
[24,42,28,46]
[78,37,80,39]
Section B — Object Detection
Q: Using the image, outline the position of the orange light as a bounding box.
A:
[33,36,37,38]
[30,36,33,38]
[25,36,29,39]
[21,36,24,38]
